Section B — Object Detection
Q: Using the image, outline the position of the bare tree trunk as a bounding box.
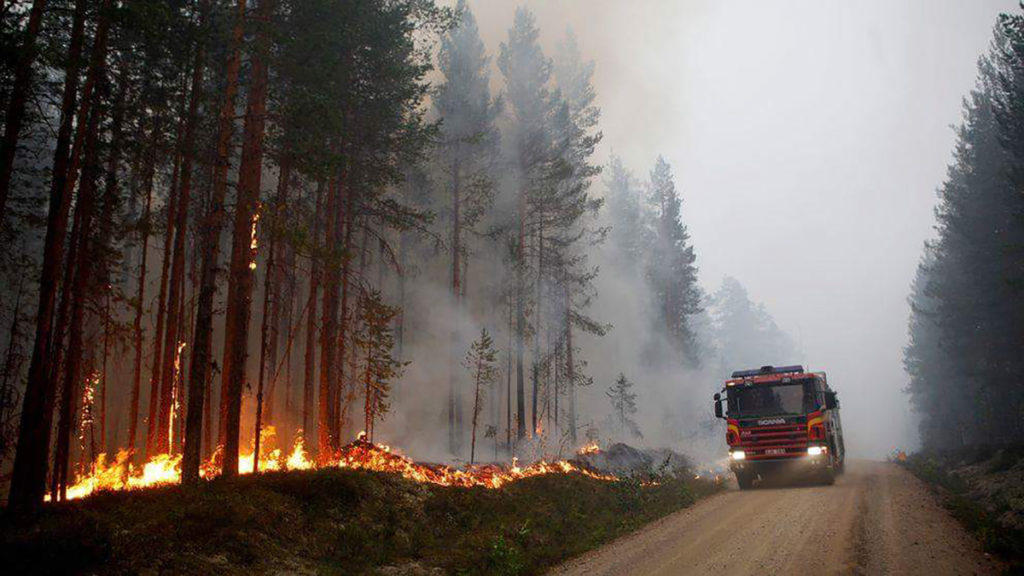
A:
[532,225,543,436]
[182,0,245,486]
[129,169,150,454]
[54,101,103,501]
[156,34,205,455]
[470,357,483,465]
[565,285,576,444]
[318,177,339,460]
[448,157,461,454]
[515,179,526,441]
[0,0,47,227]
[220,0,273,477]
[303,183,322,439]
[147,82,188,456]
[263,159,290,427]
[8,0,112,513]
[506,292,512,453]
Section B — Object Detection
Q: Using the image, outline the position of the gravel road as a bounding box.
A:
[550,460,1002,576]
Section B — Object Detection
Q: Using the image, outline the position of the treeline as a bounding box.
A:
[905,9,1024,449]
[0,0,711,514]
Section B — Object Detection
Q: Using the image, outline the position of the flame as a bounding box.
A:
[578,441,601,455]
[49,430,617,502]
[286,433,314,470]
[248,208,260,271]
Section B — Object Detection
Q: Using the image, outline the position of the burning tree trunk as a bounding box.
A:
[156,35,205,455]
[0,0,47,227]
[147,86,187,457]
[263,159,291,427]
[8,0,113,513]
[54,100,103,502]
[182,0,246,486]
[220,0,273,477]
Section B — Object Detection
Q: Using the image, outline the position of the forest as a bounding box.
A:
[0,0,804,515]
[904,11,1024,450]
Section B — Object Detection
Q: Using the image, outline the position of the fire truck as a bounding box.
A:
[713,365,844,489]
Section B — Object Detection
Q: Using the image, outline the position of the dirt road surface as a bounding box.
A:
[551,460,1002,576]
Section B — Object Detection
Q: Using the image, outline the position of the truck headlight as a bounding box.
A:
[807,446,826,456]
[730,450,746,460]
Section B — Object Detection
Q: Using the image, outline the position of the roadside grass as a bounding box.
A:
[1,466,720,575]
[901,449,1024,572]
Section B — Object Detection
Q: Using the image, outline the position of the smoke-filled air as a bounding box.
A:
[0,1,1022,574]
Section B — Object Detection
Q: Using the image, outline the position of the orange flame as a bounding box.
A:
[49,429,616,501]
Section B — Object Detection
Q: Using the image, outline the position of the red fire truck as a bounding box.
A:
[713,365,844,489]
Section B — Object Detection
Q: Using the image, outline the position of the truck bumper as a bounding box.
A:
[730,453,832,477]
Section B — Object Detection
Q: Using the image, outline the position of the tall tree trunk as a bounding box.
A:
[448,157,461,454]
[337,213,358,439]
[147,84,188,456]
[8,0,112,513]
[506,293,512,452]
[303,183,322,439]
[128,158,155,457]
[565,285,576,444]
[156,35,205,455]
[515,181,526,441]
[54,101,103,501]
[219,0,273,477]
[318,177,339,460]
[470,358,483,465]
[263,159,290,426]
[182,0,245,486]
[532,225,542,436]
[253,166,284,471]
[0,0,47,227]
[97,72,128,457]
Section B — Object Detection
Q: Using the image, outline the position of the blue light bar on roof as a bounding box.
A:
[730,365,805,379]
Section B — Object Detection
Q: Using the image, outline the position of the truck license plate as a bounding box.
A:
[765,448,786,456]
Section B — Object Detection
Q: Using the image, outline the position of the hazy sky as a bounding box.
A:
[465,0,1017,457]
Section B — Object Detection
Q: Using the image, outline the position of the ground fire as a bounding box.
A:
[46,429,616,501]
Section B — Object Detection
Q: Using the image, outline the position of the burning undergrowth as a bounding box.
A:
[48,429,617,502]
[2,442,722,575]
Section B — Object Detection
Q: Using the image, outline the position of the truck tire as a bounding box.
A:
[736,471,754,490]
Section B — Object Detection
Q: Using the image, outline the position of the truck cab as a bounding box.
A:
[713,365,844,489]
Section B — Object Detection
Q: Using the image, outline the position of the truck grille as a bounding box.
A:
[737,423,807,459]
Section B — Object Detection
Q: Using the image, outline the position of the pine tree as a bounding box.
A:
[355,290,402,443]
[606,372,641,440]
[646,156,701,367]
[463,328,499,464]
[499,6,551,441]
[435,0,500,456]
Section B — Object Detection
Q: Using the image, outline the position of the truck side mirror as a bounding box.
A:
[825,391,838,410]
[713,393,723,419]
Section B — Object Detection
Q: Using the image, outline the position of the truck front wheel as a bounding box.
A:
[736,470,755,490]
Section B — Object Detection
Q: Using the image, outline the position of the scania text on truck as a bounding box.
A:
[712,365,845,489]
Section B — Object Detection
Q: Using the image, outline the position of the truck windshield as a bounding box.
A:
[728,382,816,419]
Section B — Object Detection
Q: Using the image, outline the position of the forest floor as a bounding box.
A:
[0,464,720,575]
[901,446,1024,571]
